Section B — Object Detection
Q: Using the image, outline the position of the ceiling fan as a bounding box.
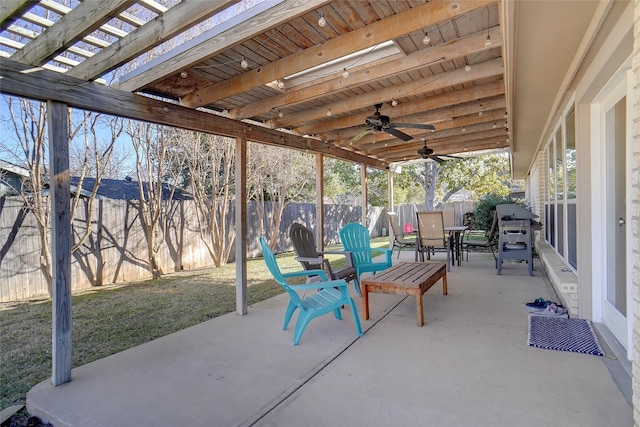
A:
[350,103,435,143]
[417,140,462,163]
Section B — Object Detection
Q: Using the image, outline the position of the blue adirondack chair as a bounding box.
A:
[339,223,393,295]
[259,236,363,346]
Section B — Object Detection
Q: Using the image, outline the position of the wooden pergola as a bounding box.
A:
[1,0,540,386]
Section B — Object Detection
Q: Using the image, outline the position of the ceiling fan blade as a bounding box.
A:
[350,129,373,143]
[393,123,436,131]
[431,155,446,163]
[384,126,413,141]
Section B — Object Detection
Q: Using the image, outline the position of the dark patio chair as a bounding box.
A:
[289,223,356,284]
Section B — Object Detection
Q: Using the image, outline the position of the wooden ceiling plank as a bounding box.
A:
[0,57,386,170]
[0,0,34,32]
[275,57,503,127]
[362,112,507,153]
[115,0,333,92]
[10,0,133,66]
[67,0,240,81]
[181,0,496,108]
[230,26,502,120]
[321,97,506,144]
[298,80,505,135]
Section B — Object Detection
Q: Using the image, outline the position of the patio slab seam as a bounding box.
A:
[239,295,408,427]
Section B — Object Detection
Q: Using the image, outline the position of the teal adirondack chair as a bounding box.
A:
[339,223,393,295]
[259,236,363,346]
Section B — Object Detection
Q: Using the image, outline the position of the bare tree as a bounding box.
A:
[170,130,236,267]
[247,143,315,249]
[128,121,183,279]
[1,96,120,292]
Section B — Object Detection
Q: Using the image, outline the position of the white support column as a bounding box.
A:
[48,101,72,386]
[315,154,325,251]
[235,137,247,315]
[361,163,368,226]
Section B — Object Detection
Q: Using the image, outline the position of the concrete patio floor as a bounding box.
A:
[27,251,632,426]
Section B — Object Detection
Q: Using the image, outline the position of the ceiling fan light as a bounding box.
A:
[240,57,248,69]
[318,14,326,27]
[423,34,430,45]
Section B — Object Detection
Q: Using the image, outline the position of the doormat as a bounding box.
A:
[527,316,604,356]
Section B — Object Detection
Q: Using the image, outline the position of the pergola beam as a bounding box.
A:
[67,0,240,81]
[229,27,503,120]
[0,58,387,170]
[181,0,495,108]
[10,0,133,66]
[115,0,332,92]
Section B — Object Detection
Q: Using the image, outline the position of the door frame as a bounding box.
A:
[590,66,632,360]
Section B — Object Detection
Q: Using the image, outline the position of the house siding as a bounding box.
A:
[632,1,640,425]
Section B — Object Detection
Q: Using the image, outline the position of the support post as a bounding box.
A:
[48,101,72,386]
[235,137,247,315]
[315,154,324,252]
[361,163,368,226]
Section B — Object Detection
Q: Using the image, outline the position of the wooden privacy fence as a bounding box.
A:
[0,197,385,302]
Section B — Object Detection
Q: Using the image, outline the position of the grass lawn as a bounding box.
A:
[0,237,390,411]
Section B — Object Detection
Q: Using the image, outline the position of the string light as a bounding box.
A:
[326,109,332,117]
[278,110,284,118]
[478,111,483,116]
[318,13,326,27]
[342,68,349,79]
[485,35,492,48]
[423,33,430,45]
[240,57,248,69]
[391,99,398,107]
[462,127,466,132]
[465,64,471,72]
[493,121,497,129]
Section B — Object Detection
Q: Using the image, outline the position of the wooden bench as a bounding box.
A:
[360,262,447,326]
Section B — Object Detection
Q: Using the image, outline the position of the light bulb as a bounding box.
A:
[478,111,483,116]
[462,127,466,133]
[318,14,326,27]
[465,64,471,72]
[391,99,398,107]
[278,111,284,118]
[423,34,430,45]
[180,71,187,78]
[326,109,332,117]
[342,68,349,79]
[240,57,248,69]
[277,80,285,89]
[493,122,497,129]
[485,36,492,48]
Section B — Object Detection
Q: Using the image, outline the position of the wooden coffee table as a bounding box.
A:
[360,262,447,326]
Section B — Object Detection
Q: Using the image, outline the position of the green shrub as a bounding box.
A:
[473,193,524,231]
